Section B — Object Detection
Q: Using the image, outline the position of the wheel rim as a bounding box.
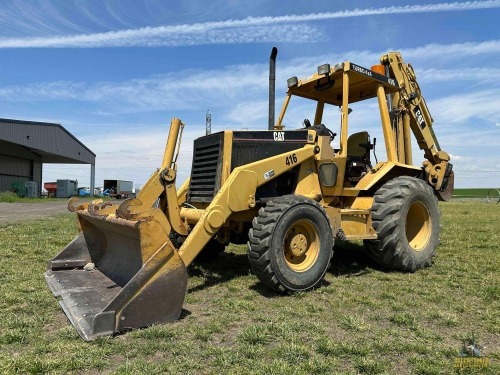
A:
[406,201,431,251]
[283,219,320,272]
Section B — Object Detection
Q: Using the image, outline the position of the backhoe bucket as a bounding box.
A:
[45,209,187,341]
[436,170,454,202]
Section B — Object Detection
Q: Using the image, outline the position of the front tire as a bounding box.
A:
[364,176,440,272]
[248,195,333,293]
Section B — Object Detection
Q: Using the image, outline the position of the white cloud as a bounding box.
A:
[0,1,498,48]
[43,124,202,188]
[224,101,268,125]
[448,154,467,161]
[0,69,267,112]
[10,38,499,189]
[400,39,500,60]
[0,24,322,48]
[0,40,499,116]
[417,67,500,82]
[429,90,500,125]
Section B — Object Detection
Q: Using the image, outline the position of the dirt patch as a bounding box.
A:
[0,200,71,225]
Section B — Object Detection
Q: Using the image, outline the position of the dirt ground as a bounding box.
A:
[0,200,72,225]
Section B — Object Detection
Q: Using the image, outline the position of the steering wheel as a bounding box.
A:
[303,119,336,141]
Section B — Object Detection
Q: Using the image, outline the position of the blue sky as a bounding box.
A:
[0,0,499,189]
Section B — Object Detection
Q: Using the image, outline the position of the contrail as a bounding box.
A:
[0,1,498,48]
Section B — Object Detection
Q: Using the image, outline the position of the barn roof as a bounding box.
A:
[0,118,95,164]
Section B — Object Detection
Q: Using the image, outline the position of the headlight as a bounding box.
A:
[287,76,298,88]
[317,63,331,76]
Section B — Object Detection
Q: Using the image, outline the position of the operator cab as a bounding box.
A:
[278,60,398,189]
[303,118,376,186]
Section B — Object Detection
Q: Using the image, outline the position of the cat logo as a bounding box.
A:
[413,105,426,129]
[273,131,285,141]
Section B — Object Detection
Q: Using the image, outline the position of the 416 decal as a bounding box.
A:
[285,153,298,166]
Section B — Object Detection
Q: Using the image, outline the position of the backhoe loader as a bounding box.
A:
[45,49,453,340]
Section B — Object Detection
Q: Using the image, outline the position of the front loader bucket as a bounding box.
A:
[45,209,187,341]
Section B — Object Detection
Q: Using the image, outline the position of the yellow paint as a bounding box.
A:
[377,85,398,162]
[178,145,316,266]
[284,219,320,272]
[176,178,190,205]
[340,209,377,240]
[295,158,321,197]
[406,201,431,251]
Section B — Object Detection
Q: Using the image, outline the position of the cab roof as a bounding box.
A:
[287,62,400,106]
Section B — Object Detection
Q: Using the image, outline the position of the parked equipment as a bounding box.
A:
[45,50,453,340]
[103,179,133,199]
[25,181,38,198]
[78,187,91,197]
[44,182,57,197]
[56,179,78,198]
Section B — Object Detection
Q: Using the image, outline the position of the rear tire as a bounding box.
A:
[364,176,440,272]
[248,195,333,293]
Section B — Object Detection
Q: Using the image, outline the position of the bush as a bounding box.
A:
[0,192,18,202]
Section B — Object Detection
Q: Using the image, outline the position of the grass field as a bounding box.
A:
[0,192,114,203]
[0,202,498,374]
[0,192,53,203]
[452,189,499,200]
[1,188,497,202]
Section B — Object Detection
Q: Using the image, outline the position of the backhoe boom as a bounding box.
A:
[382,52,454,199]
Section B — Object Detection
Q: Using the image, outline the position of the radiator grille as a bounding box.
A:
[187,133,223,203]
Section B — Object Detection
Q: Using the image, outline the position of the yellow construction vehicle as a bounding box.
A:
[45,49,453,340]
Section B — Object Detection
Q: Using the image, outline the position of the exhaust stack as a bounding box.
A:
[269,47,278,130]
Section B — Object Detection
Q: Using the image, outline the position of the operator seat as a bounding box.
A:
[346,131,372,186]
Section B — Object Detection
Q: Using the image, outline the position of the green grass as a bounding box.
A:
[0,191,55,203]
[453,188,499,199]
[0,202,498,374]
[0,191,116,203]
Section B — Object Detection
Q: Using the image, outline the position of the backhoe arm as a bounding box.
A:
[382,52,454,200]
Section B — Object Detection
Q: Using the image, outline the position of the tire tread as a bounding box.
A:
[248,195,333,292]
[364,176,440,272]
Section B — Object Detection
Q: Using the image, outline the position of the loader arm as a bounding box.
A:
[126,118,188,235]
[45,118,191,341]
[178,144,317,266]
[382,52,454,200]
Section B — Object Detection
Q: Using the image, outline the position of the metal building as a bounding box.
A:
[0,118,95,196]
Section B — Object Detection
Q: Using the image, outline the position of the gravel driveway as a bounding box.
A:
[0,200,75,225]
[0,198,125,225]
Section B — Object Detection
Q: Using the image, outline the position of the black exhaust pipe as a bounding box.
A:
[269,47,278,130]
